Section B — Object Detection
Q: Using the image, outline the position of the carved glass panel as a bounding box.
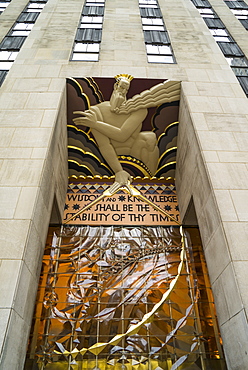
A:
[24,226,226,370]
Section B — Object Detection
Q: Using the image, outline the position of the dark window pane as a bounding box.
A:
[82,6,104,16]
[0,70,8,86]
[232,67,248,76]
[218,42,244,57]
[140,7,161,17]
[75,28,102,42]
[240,19,248,30]
[144,30,170,44]
[237,76,248,95]
[227,57,248,67]
[18,12,39,22]
[191,0,211,8]
[225,1,248,9]
[0,36,26,50]
[204,18,225,28]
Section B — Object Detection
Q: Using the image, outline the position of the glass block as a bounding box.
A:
[0,61,13,70]
[85,2,104,6]
[147,55,174,63]
[0,51,11,60]
[198,8,213,13]
[214,36,230,42]
[27,8,42,12]
[143,25,165,31]
[80,23,102,29]
[139,4,158,7]
[139,0,157,4]
[13,23,33,31]
[232,67,248,76]
[226,57,248,67]
[236,15,248,19]
[159,45,172,54]
[231,9,248,15]
[210,28,228,36]
[28,3,45,8]
[201,14,215,18]
[11,30,30,36]
[81,16,103,23]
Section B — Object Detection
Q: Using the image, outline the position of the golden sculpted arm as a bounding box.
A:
[73,108,147,142]
[73,107,147,186]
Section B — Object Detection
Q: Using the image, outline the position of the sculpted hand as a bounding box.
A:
[114,170,132,186]
[108,170,132,194]
[73,109,97,128]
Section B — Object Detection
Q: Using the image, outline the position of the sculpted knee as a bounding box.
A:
[139,132,157,150]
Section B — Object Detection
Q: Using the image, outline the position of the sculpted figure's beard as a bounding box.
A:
[110,92,126,113]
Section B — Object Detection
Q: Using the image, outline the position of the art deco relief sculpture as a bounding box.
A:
[73,75,181,189]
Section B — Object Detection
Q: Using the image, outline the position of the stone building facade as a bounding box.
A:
[0,0,248,369]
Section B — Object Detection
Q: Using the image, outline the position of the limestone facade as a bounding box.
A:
[0,0,247,369]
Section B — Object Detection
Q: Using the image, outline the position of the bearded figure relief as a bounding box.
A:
[70,75,181,188]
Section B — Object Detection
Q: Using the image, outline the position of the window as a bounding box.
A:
[204,17,225,28]
[198,8,214,17]
[72,43,100,61]
[225,0,248,9]
[190,0,248,96]
[147,54,174,63]
[236,76,248,94]
[218,41,244,56]
[227,56,248,94]
[146,44,174,63]
[0,36,26,50]
[231,9,248,16]
[140,8,160,16]
[210,28,231,42]
[139,0,176,64]
[0,0,48,86]
[0,50,18,70]
[0,0,11,15]
[198,8,213,14]
[191,0,212,7]
[139,0,157,4]
[144,30,170,43]
[210,28,228,35]
[224,0,248,30]
[81,16,103,23]
[143,25,165,31]
[0,70,7,85]
[71,0,105,62]
[142,17,163,25]
[226,56,248,67]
